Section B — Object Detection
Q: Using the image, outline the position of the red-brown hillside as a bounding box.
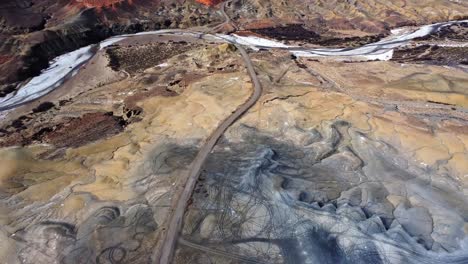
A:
[195,0,223,6]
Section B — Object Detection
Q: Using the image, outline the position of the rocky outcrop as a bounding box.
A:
[0,111,127,148]
[393,45,468,66]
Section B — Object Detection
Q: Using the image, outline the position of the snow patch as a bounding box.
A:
[214,34,292,50]
[0,45,95,111]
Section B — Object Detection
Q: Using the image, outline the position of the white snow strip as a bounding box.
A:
[214,20,467,61]
[292,49,394,61]
[1,20,466,112]
[100,37,127,49]
[134,29,180,36]
[214,34,292,50]
[0,45,95,110]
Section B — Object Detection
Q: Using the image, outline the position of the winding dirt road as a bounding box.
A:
[211,0,237,32]
[153,43,262,264]
[153,4,263,263]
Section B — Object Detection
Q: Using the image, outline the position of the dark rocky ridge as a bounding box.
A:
[393,45,468,66]
[0,111,128,148]
[249,24,386,47]
[415,22,468,42]
[392,22,468,66]
[0,0,49,34]
[251,24,321,41]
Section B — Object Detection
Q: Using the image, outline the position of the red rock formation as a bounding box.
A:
[0,56,12,65]
[195,0,223,7]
